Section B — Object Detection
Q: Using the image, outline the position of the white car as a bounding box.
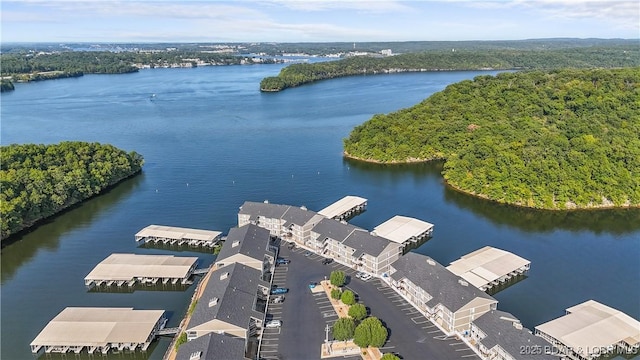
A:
[265,320,282,328]
[359,273,373,281]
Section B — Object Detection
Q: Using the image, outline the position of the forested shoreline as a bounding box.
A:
[260,46,640,91]
[0,142,144,240]
[343,68,640,210]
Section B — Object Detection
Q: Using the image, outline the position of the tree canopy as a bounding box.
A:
[348,303,368,321]
[1,141,143,239]
[353,317,388,348]
[332,317,356,341]
[330,270,346,287]
[344,68,640,210]
[341,290,356,305]
[260,46,640,91]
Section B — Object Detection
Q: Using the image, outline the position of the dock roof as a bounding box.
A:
[30,307,164,347]
[318,195,367,219]
[446,246,530,289]
[535,300,640,357]
[390,252,496,312]
[85,253,198,281]
[135,225,221,241]
[473,310,556,359]
[189,263,267,330]
[373,215,434,244]
[216,224,273,264]
[176,332,246,360]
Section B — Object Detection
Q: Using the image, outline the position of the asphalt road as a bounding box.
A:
[259,244,479,360]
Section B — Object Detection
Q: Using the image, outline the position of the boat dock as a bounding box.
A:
[372,215,434,249]
[135,225,222,247]
[446,246,530,292]
[84,253,198,287]
[318,195,367,221]
[30,307,166,355]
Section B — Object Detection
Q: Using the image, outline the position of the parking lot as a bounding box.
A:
[258,244,479,360]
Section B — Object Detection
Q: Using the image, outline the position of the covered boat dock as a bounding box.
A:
[372,215,434,248]
[84,253,198,287]
[134,225,222,247]
[318,195,367,221]
[535,300,640,360]
[446,246,530,292]
[30,307,166,354]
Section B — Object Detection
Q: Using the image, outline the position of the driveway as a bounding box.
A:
[259,244,479,360]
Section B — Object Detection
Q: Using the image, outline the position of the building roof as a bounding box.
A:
[30,307,164,347]
[473,310,556,360]
[535,300,640,357]
[312,218,359,242]
[135,225,221,241]
[281,206,318,227]
[372,215,434,244]
[446,246,530,289]
[188,263,267,330]
[318,195,367,219]
[390,252,496,312]
[216,225,273,264]
[176,332,246,360]
[84,253,198,281]
[343,229,399,258]
[238,201,290,220]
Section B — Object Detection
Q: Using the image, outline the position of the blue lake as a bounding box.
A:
[1,64,639,359]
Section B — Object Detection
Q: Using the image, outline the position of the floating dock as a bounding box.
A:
[372,215,434,248]
[30,307,166,354]
[84,253,198,287]
[135,225,222,247]
[446,246,530,292]
[535,300,640,360]
[318,195,367,221]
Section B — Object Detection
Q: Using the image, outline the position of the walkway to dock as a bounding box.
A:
[318,195,367,221]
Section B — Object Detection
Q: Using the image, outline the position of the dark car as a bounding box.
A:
[322,258,333,265]
[271,287,289,295]
[276,258,290,265]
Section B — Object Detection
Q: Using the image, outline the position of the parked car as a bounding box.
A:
[321,258,333,265]
[359,273,373,281]
[308,282,318,289]
[271,287,289,295]
[276,258,290,265]
[271,295,285,303]
[265,320,282,328]
[287,243,296,250]
[355,272,365,279]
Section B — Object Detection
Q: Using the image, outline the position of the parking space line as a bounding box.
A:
[456,348,474,352]
[461,354,479,358]
[449,342,464,346]
[428,330,442,334]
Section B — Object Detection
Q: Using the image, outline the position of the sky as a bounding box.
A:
[1,0,639,43]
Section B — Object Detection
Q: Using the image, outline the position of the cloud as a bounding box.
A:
[266,0,412,13]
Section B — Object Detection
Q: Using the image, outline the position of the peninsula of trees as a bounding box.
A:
[0,142,144,240]
[260,46,640,91]
[343,68,640,210]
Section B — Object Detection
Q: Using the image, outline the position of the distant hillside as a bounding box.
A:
[344,68,640,210]
[260,45,640,91]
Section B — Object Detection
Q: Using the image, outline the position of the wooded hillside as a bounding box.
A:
[1,142,144,239]
[344,68,640,210]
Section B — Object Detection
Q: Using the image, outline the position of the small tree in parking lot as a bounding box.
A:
[330,270,346,287]
[331,288,342,300]
[380,353,400,360]
[332,317,355,341]
[354,316,388,348]
[348,303,367,321]
[341,289,356,305]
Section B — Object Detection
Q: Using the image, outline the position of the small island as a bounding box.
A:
[344,67,640,210]
[0,141,144,241]
[260,45,640,92]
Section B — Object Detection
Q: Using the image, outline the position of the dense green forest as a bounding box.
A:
[343,68,640,210]
[260,46,640,91]
[1,79,15,92]
[0,142,144,240]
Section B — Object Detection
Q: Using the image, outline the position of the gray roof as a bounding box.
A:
[281,206,318,227]
[473,310,557,360]
[176,332,246,360]
[390,252,495,312]
[312,218,359,242]
[216,224,273,264]
[189,263,267,330]
[342,229,397,258]
[238,201,289,220]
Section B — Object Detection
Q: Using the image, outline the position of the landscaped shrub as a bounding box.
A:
[341,289,356,305]
[332,317,355,341]
[348,303,367,321]
[330,270,346,287]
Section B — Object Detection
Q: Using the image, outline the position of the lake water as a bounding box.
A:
[1,64,639,360]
